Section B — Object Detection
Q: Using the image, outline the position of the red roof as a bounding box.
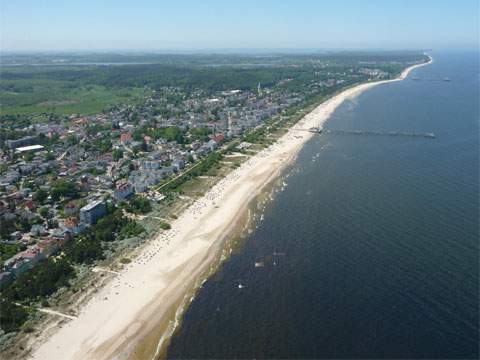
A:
[64,217,78,228]
[120,133,133,143]
[213,135,224,143]
[65,201,77,209]
[22,248,41,259]
[116,182,132,191]
[24,200,36,211]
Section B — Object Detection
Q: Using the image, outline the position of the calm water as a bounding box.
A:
[167,51,479,359]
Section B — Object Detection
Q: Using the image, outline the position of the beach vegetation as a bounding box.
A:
[126,196,152,214]
[119,221,144,239]
[1,258,75,303]
[159,222,171,230]
[0,297,29,333]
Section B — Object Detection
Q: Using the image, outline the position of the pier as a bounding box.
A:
[294,127,436,139]
[411,77,451,82]
[325,129,436,139]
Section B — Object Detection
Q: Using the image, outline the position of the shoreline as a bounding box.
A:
[29,56,432,360]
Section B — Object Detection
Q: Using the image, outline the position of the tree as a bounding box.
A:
[34,188,48,203]
[0,218,16,240]
[0,296,28,333]
[51,180,78,201]
[38,207,49,219]
[119,221,144,239]
[3,258,75,302]
[189,127,210,142]
[164,126,184,143]
[67,134,79,146]
[112,149,124,161]
[44,152,55,161]
[23,152,34,162]
[127,196,151,214]
[66,235,104,264]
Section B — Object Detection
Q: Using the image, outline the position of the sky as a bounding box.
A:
[1,0,478,51]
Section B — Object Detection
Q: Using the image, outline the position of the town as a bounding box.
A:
[0,51,428,353]
[0,83,304,283]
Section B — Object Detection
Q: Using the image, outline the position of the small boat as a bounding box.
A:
[238,283,246,289]
[255,261,264,268]
[443,77,451,81]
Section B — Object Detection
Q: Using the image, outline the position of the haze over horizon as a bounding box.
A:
[1,0,478,52]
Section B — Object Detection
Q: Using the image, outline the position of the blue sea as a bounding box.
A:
[166,51,479,359]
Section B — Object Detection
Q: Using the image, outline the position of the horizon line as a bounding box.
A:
[0,47,443,54]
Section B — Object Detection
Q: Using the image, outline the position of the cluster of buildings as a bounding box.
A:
[0,72,356,287]
[0,192,107,288]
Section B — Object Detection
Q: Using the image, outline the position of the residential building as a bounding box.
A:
[114,181,134,201]
[80,200,107,225]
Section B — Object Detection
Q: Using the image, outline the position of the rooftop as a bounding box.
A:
[15,145,45,153]
[81,199,104,211]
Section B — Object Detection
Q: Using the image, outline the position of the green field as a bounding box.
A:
[0,80,150,115]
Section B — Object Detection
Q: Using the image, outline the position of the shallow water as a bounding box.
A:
[166,51,479,359]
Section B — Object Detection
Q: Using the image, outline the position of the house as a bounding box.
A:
[188,150,199,162]
[0,170,21,186]
[213,134,225,143]
[18,209,37,222]
[64,201,78,216]
[80,200,107,225]
[60,217,85,235]
[172,158,185,172]
[114,181,134,201]
[10,231,22,241]
[132,180,148,194]
[30,224,47,237]
[37,238,61,257]
[160,167,175,177]
[24,200,36,212]
[6,136,38,150]
[50,227,73,241]
[206,139,218,151]
[4,247,44,276]
[190,141,202,150]
[196,145,211,157]
[140,160,161,170]
[120,133,133,144]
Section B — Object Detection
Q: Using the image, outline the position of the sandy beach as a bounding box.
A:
[30,56,431,360]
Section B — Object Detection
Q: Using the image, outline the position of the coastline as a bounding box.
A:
[29,56,432,360]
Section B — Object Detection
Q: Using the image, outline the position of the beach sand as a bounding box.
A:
[30,57,431,360]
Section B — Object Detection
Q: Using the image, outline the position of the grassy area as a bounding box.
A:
[177,177,208,196]
[0,82,150,115]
